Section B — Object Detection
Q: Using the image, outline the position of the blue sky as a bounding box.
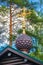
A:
[0,0,40,6]
[29,0,39,2]
[0,0,43,13]
[0,0,39,5]
[0,1,7,6]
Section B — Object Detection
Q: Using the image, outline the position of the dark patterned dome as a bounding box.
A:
[16,34,32,52]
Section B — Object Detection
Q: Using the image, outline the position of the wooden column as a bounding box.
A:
[9,0,12,46]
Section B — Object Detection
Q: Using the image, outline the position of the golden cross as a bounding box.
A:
[17,7,31,34]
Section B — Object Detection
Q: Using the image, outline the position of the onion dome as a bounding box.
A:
[16,34,32,52]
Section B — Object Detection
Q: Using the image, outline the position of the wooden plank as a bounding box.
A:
[1,57,19,61]
[3,61,26,65]
[21,64,33,65]
[2,59,23,64]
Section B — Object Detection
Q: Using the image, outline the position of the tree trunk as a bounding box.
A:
[9,0,12,46]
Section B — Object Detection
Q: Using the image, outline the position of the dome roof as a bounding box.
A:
[16,34,32,52]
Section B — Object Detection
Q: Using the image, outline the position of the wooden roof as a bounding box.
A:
[0,46,43,65]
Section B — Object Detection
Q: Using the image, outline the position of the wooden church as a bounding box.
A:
[0,46,43,65]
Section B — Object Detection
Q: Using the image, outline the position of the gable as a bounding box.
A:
[0,49,24,60]
[0,47,43,65]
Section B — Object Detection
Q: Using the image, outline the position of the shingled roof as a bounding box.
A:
[0,46,43,65]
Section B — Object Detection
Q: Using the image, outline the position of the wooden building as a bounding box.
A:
[0,46,43,65]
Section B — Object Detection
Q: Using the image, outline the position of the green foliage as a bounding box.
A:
[26,10,37,23]
[13,0,28,7]
[26,29,43,46]
[17,29,39,38]
[26,29,38,38]
[29,52,43,61]
[1,0,29,7]
[39,0,43,16]
[9,35,16,41]
[29,43,43,61]
[0,0,39,9]
[38,37,43,46]
[17,29,23,34]
[17,28,43,46]
[26,10,43,23]
[0,5,9,16]
[0,5,8,12]
[12,35,16,41]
